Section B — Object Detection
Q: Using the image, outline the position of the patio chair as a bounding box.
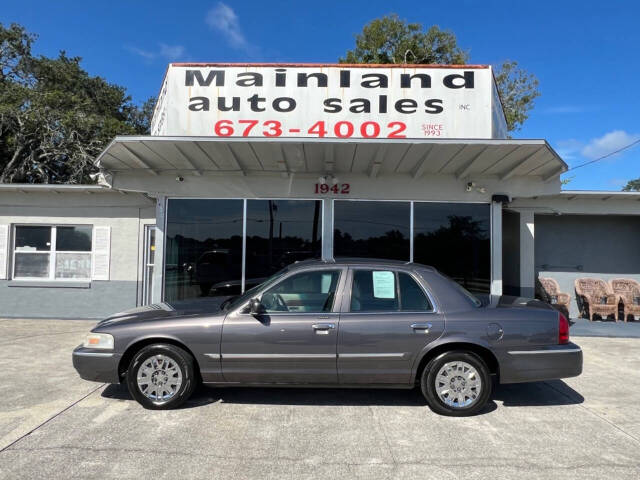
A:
[574,278,618,321]
[609,278,640,322]
[537,277,571,318]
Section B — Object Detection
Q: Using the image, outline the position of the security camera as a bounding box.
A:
[465,181,475,192]
[176,176,185,182]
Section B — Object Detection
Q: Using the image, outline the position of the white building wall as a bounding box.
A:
[0,190,154,318]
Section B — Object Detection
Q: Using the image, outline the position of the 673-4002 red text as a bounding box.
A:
[213,120,407,138]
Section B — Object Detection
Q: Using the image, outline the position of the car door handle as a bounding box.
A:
[411,323,432,333]
[312,323,335,330]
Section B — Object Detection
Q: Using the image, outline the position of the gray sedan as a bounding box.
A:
[73,259,582,416]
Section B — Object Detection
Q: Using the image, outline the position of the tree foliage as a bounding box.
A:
[340,14,540,132]
[622,178,640,191]
[0,23,155,184]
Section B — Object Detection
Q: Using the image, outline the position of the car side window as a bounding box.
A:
[260,270,341,313]
[350,270,399,312]
[350,270,432,312]
[398,272,432,311]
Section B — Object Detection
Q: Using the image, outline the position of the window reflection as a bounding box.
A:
[333,201,410,260]
[246,200,321,286]
[413,202,490,293]
[165,199,243,301]
[164,199,322,302]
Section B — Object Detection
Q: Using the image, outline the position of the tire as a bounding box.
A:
[421,350,491,417]
[126,343,198,410]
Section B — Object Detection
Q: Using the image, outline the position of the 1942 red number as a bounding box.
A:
[314,183,350,195]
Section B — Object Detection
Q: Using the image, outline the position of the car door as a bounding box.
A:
[221,267,345,384]
[337,267,445,385]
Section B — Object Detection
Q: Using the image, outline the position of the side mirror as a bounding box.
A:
[249,298,266,315]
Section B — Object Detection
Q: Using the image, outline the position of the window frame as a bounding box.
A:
[12,224,93,282]
[345,267,437,314]
[235,266,346,316]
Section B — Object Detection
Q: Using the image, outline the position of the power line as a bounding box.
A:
[566,138,640,172]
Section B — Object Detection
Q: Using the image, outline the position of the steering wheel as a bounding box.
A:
[263,293,289,312]
[273,293,288,311]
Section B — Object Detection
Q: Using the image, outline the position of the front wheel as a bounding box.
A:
[421,350,491,416]
[126,344,197,410]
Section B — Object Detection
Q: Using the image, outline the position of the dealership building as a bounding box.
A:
[1,63,639,319]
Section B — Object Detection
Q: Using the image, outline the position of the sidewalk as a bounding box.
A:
[570,317,640,338]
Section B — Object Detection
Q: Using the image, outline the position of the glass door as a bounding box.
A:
[142,225,156,305]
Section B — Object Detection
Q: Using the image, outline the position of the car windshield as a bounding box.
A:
[221,268,288,311]
[440,273,483,308]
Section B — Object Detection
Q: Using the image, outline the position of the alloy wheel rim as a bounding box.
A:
[136,354,183,403]
[435,360,482,409]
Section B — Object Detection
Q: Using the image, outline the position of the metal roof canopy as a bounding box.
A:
[0,184,108,194]
[541,190,640,201]
[95,136,567,182]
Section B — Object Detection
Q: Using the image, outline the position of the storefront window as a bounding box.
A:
[413,202,490,293]
[245,200,321,287]
[165,199,243,301]
[333,201,410,260]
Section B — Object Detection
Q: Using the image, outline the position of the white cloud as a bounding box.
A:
[206,2,248,50]
[554,138,583,161]
[542,105,588,114]
[580,130,640,160]
[159,43,186,59]
[126,43,186,61]
[608,178,628,188]
[125,46,156,60]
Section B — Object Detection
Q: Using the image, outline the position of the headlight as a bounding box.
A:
[83,333,114,350]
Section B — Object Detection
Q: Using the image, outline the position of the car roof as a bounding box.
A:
[288,257,437,271]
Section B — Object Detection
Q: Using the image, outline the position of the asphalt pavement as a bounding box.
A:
[1,318,639,479]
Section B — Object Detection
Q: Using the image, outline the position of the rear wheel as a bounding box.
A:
[126,344,197,410]
[421,350,491,416]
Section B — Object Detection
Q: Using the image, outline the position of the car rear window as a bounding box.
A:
[350,270,432,312]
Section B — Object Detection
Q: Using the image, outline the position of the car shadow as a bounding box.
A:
[492,379,584,407]
[102,379,583,413]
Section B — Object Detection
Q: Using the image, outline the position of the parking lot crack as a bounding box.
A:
[368,405,398,466]
[0,383,104,454]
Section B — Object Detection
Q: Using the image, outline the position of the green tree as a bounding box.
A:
[622,178,640,191]
[0,23,155,184]
[340,14,540,133]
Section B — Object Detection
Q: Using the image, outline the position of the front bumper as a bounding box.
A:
[499,342,583,384]
[72,345,122,384]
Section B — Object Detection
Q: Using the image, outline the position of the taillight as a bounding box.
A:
[558,313,569,344]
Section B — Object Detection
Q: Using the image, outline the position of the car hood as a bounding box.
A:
[96,297,229,327]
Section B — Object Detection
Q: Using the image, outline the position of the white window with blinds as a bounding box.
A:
[11,225,111,281]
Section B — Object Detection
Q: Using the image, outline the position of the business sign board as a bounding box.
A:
[151,64,507,139]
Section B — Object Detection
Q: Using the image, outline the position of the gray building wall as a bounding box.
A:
[0,190,155,319]
[535,214,640,318]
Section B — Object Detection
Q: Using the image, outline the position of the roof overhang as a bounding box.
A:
[0,184,108,194]
[555,190,640,201]
[95,136,567,183]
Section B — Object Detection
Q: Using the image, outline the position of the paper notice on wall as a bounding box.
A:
[0,225,8,280]
[372,271,395,299]
[91,226,111,281]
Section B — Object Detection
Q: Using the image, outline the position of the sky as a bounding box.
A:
[3,0,639,190]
